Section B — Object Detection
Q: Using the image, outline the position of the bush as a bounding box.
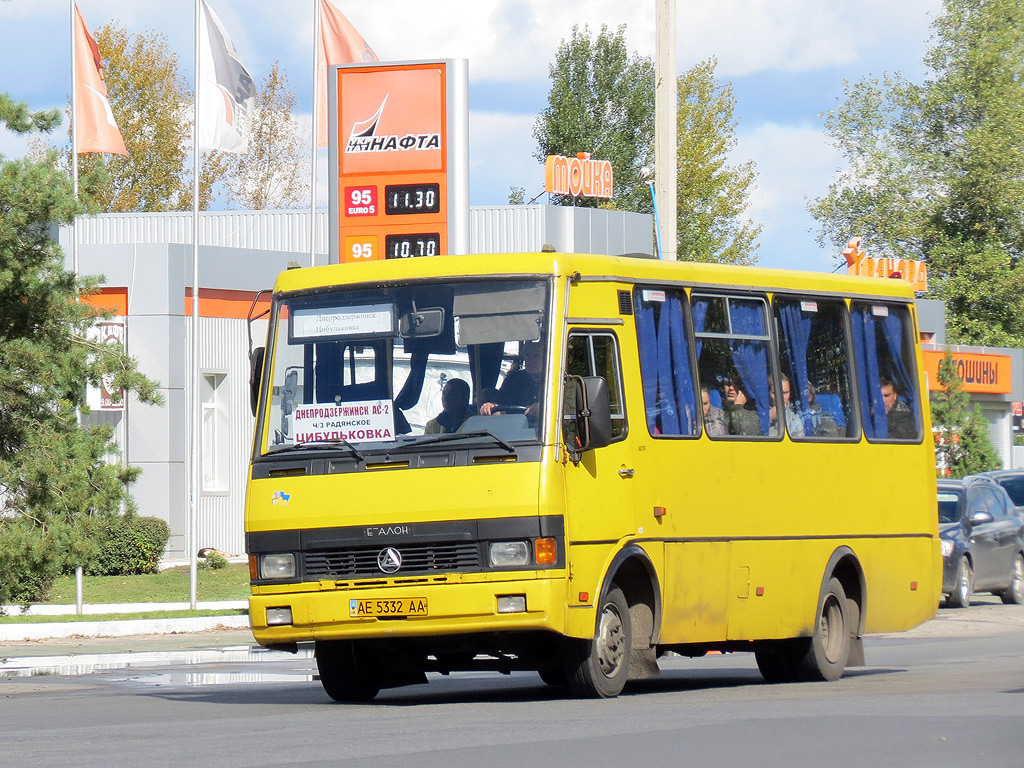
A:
[86,514,170,576]
[199,549,228,570]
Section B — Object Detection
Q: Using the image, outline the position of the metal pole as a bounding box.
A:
[655,0,677,260]
[647,179,663,259]
[75,566,84,615]
[189,0,202,610]
[310,0,320,268]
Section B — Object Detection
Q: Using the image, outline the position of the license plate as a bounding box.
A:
[349,597,428,618]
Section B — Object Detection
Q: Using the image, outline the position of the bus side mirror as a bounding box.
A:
[250,347,265,417]
[563,375,613,460]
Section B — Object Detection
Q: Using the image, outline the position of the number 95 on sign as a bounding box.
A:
[343,235,379,263]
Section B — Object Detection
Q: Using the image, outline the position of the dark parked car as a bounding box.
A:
[937,476,1024,608]
[971,469,1024,514]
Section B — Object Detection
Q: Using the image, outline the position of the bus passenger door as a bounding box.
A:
[562,331,636,587]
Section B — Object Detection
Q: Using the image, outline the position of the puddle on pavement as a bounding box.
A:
[0,646,314,680]
[110,670,315,686]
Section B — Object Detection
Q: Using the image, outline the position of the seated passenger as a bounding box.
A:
[881,376,916,439]
[723,377,760,436]
[479,341,542,421]
[424,378,473,434]
[807,383,842,438]
[769,374,804,437]
[701,385,727,436]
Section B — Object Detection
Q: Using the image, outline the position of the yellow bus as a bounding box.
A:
[245,252,941,700]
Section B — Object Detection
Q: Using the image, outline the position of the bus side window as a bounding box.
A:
[634,287,698,437]
[850,302,922,442]
[773,297,856,440]
[692,294,777,439]
[566,332,627,440]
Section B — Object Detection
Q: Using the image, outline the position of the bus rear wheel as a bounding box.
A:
[315,640,381,702]
[797,577,851,681]
[565,585,631,698]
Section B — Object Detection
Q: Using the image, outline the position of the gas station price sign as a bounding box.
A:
[328,60,469,264]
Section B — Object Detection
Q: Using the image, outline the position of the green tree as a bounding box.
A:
[675,58,761,265]
[533,28,760,264]
[532,24,655,213]
[810,0,1024,345]
[224,61,307,210]
[930,353,1000,477]
[0,94,161,604]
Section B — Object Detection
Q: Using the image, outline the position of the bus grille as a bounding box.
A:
[303,542,481,578]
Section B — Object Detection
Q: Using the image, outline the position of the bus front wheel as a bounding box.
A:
[315,640,381,703]
[565,585,632,698]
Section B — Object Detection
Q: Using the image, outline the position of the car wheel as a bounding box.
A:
[565,585,631,698]
[998,553,1024,605]
[948,556,973,609]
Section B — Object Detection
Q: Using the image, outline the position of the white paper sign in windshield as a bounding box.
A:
[292,400,396,443]
[291,304,393,340]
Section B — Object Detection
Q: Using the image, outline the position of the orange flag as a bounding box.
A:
[316,0,378,147]
[74,4,127,155]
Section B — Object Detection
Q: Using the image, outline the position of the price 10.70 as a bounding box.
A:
[385,233,440,259]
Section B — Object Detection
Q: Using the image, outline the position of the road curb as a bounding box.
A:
[0,614,250,642]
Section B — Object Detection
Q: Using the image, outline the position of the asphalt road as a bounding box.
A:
[1,599,1022,768]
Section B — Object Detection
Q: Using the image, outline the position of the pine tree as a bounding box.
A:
[0,94,160,604]
[930,353,1000,478]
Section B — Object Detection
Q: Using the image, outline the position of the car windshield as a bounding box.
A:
[937,490,962,524]
[257,278,550,456]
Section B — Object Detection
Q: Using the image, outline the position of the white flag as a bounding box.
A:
[197,0,255,153]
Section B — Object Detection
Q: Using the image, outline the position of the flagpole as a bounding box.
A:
[189,0,202,610]
[310,0,319,268]
[70,0,79,271]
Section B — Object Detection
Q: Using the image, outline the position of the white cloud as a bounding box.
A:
[468,111,542,204]
[734,122,843,271]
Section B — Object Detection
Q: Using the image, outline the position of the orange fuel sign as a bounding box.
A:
[328,60,469,263]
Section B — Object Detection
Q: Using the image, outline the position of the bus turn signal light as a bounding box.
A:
[534,537,557,565]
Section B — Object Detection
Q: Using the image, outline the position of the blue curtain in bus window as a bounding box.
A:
[777,302,814,434]
[881,311,919,423]
[692,298,708,357]
[730,300,771,435]
[851,308,888,438]
[635,297,661,434]
[637,293,696,436]
[667,294,696,435]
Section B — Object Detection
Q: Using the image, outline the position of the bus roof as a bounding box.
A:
[272,252,919,301]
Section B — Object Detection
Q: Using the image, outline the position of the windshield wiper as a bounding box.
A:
[412,430,516,453]
[268,439,364,461]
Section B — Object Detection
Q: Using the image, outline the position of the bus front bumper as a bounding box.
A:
[248,576,569,647]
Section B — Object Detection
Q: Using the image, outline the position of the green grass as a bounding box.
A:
[39,563,251,605]
[0,609,247,624]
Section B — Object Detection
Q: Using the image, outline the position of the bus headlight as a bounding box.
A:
[260,553,296,579]
[940,540,954,557]
[489,541,530,567]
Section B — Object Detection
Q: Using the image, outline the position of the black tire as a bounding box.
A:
[793,576,850,682]
[565,586,631,698]
[755,641,800,683]
[998,553,1024,605]
[315,640,381,703]
[537,666,568,687]
[948,556,973,609]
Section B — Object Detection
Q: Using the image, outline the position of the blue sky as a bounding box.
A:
[0,0,944,272]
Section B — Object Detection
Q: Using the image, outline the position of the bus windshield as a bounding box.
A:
[257,278,550,455]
